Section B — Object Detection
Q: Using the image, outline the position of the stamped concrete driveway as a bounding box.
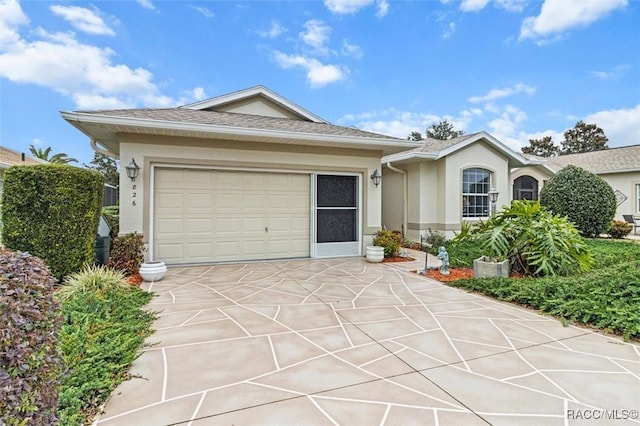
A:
[95,253,640,426]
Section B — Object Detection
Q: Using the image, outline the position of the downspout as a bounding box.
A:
[385,162,408,238]
[90,138,119,159]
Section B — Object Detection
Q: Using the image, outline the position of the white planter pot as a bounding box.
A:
[140,261,167,282]
[366,246,384,263]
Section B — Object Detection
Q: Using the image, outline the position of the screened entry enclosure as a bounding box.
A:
[313,174,361,258]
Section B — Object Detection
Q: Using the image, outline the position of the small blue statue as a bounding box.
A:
[437,246,450,275]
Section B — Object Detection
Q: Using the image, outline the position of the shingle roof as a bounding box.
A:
[545,145,640,174]
[77,107,404,141]
[404,132,483,154]
[0,146,47,168]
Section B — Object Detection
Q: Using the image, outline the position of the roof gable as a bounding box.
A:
[180,85,328,123]
[383,131,537,167]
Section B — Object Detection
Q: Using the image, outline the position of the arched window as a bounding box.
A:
[462,168,492,218]
[513,175,538,201]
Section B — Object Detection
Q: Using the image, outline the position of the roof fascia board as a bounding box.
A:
[60,111,421,151]
[382,151,438,164]
[180,86,329,124]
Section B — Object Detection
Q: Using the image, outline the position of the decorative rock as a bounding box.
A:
[365,246,384,263]
[139,261,167,282]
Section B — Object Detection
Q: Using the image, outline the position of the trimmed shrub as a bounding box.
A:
[0,250,63,425]
[107,232,145,276]
[539,165,616,237]
[421,229,447,255]
[609,220,632,239]
[373,229,401,257]
[1,165,104,280]
[57,275,155,424]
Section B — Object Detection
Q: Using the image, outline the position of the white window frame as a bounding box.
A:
[462,168,493,219]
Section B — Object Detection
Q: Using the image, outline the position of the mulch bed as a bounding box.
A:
[127,273,143,286]
[382,256,416,263]
[423,268,474,282]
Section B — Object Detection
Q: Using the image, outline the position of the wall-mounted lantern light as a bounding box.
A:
[370,169,382,187]
[489,188,499,216]
[125,158,140,182]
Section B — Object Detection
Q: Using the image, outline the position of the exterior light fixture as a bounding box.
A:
[370,169,382,187]
[489,188,499,216]
[125,158,140,182]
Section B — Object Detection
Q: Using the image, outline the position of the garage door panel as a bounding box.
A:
[154,168,310,264]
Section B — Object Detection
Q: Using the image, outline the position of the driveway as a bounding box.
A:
[95,253,640,425]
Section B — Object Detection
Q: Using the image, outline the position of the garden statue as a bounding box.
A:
[437,246,450,275]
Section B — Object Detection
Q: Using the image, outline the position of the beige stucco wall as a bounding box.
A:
[394,141,511,241]
[381,167,404,232]
[214,97,302,120]
[118,133,384,255]
[599,172,640,219]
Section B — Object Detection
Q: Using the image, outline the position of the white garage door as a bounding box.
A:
[153,167,310,264]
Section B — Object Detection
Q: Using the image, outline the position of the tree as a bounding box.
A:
[521,136,559,157]
[408,131,423,141]
[29,145,78,164]
[560,121,608,155]
[539,165,616,237]
[426,119,464,140]
[84,152,119,187]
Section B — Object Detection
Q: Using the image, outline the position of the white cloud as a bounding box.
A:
[442,22,456,39]
[189,87,207,101]
[50,5,115,36]
[300,20,331,55]
[258,20,286,38]
[583,104,640,148]
[0,0,29,49]
[520,0,627,43]
[0,1,199,110]
[272,51,348,87]
[341,39,363,59]
[495,0,528,13]
[460,0,490,12]
[136,0,156,11]
[469,83,536,103]
[191,5,214,18]
[589,64,629,80]
[376,0,389,17]
[337,109,471,139]
[324,0,389,16]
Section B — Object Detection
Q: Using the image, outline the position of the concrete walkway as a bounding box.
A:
[95,255,640,426]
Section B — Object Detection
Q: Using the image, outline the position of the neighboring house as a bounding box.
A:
[61,86,420,265]
[512,145,640,221]
[0,146,46,198]
[381,131,542,240]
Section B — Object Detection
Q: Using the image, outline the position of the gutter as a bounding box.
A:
[90,139,118,159]
[385,162,408,238]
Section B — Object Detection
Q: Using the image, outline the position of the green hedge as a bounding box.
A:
[1,165,104,280]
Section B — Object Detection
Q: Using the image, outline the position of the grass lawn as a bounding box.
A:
[442,238,640,341]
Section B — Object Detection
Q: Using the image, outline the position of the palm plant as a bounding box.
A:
[460,200,593,277]
[29,145,78,164]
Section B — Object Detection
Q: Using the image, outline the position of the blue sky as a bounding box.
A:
[1,0,638,165]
